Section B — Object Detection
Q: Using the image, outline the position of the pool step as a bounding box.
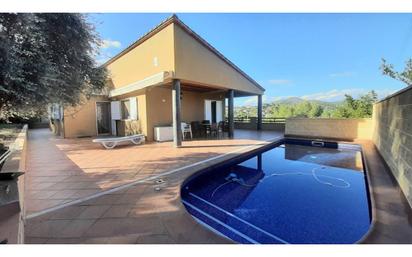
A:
[182,192,288,244]
[182,199,254,244]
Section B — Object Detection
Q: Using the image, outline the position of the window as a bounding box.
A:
[121,100,130,119]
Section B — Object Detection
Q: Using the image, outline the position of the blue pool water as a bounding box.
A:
[181,140,371,244]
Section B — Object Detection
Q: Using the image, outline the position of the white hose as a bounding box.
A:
[210,166,350,198]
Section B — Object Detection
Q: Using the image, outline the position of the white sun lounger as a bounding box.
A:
[92,134,145,149]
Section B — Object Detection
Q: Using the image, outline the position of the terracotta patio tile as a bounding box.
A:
[70,189,100,199]
[84,217,166,238]
[48,205,88,220]
[27,182,57,190]
[81,237,109,244]
[87,194,121,205]
[116,193,145,205]
[25,237,49,244]
[104,235,140,244]
[26,190,59,200]
[102,205,133,218]
[136,234,176,244]
[48,190,78,200]
[77,205,111,219]
[46,238,83,244]
[56,219,97,238]
[26,219,71,238]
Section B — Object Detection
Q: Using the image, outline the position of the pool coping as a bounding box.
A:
[356,140,376,244]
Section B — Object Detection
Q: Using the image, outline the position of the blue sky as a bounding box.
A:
[90,13,412,106]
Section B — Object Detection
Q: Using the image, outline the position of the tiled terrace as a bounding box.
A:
[25,129,281,215]
[24,128,282,243]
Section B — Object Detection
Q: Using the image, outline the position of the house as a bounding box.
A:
[51,15,265,147]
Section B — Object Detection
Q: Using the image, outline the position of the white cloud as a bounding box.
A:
[237,88,396,106]
[101,39,122,49]
[329,71,356,78]
[95,57,111,65]
[301,88,396,102]
[267,79,292,85]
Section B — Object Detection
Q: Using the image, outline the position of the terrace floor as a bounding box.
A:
[25,129,281,215]
[23,129,412,244]
[24,128,282,243]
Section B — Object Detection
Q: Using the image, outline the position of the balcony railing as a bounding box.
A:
[230,117,286,124]
[262,117,286,124]
[225,117,286,131]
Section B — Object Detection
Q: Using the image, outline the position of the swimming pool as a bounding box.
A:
[181,138,372,244]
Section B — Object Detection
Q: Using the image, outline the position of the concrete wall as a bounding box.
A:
[0,125,28,244]
[63,96,109,138]
[372,86,412,207]
[285,118,374,141]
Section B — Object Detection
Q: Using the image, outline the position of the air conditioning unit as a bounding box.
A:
[154,126,173,142]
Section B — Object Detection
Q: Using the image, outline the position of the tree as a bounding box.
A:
[0,13,107,120]
[332,91,377,118]
[381,58,412,86]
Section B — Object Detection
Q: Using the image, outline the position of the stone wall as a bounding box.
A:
[285,118,374,140]
[372,86,412,207]
[116,120,141,137]
[0,124,28,244]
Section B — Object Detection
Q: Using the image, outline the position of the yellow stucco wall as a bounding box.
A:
[105,23,175,89]
[144,86,225,141]
[173,24,263,95]
[145,87,172,141]
[63,96,109,138]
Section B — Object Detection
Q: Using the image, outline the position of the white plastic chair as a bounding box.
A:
[181,122,193,140]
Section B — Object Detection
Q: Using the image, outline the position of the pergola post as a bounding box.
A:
[228,89,234,138]
[172,79,182,147]
[257,94,263,130]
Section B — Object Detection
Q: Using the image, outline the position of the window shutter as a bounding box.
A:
[110,101,121,120]
[129,97,138,120]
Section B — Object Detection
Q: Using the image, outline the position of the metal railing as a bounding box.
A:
[233,117,251,123]
[229,117,286,124]
[262,117,286,124]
